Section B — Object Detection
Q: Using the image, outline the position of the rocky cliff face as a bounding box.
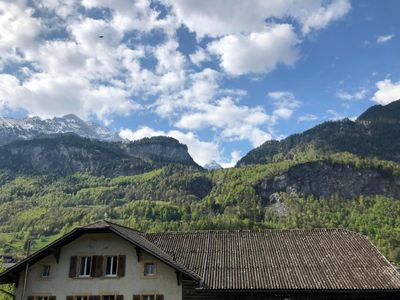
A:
[0,114,121,146]
[0,134,201,177]
[255,161,400,204]
[124,136,197,166]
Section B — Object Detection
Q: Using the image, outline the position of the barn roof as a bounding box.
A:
[145,229,400,291]
[1,222,400,292]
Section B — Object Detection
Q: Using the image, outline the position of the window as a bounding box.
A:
[75,297,88,300]
[37,297,49,300]
[144,262,155,277]
[79,256,92,277]
[41,265,50,277]
[102,296,115,300]
[142,296,155,300]
[105,256,118,276]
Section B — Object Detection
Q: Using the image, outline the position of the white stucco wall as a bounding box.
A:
[14,233,182,300]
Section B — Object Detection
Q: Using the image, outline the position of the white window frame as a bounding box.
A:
[105,256,118,277]
[79,256,92,277]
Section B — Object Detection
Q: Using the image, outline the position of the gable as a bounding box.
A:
[0,222,200,285]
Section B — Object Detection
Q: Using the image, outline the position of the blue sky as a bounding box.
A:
[0,0,399,166]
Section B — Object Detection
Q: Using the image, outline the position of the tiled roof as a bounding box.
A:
[1,221,400,291]
[145,229,400,290]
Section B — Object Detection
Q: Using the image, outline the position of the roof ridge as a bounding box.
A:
[145,228,354,234]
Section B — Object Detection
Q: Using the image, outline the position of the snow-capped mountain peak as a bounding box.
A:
[204,160,223,170]
[0,114,122,146]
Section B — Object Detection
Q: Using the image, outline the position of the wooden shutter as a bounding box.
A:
[132,296,140,300]
[117,255,126,277]
[116,296,123,300]
[91,255,103,277]
[66,296,74,300]
[49,296,56,300]
[27,296,34,300]
[155,295,163,300]
[69,256,77,278]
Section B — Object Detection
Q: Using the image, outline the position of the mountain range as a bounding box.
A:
[0,114,121,146]
[0,100,399,264]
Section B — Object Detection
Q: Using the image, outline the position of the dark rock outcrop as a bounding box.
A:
[255,161,400,204]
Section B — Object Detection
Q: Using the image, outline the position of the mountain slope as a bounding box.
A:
[358,100,400,124]
[0,134,201,177]
[256,160,400,204]
[237,100,400,166]
[0,114,121,146]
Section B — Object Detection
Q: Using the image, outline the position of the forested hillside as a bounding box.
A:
[0,100,399,266]
[0,153,399,263]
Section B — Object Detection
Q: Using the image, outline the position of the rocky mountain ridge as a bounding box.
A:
[0,134,200,177]
[237,100,400,166]
[0,114,122,146]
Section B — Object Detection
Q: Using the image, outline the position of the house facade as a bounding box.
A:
[1,221,400,300]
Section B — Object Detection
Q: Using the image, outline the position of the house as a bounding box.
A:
[1,221,400,300]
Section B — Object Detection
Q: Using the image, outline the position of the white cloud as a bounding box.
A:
[0,73,140,122]
[336,88,369,100]
[0,2,41,67]
[298,114,318,122]
[167,0,351,38]
[219,150,242,168]
[268,91,301,122]
[175,97,271,147]
[376,34,394,44]
[119,127,219,166]
[189,47,210,66]
[372,79,400,105]
[299,0,351,34]
[208,24,299,76]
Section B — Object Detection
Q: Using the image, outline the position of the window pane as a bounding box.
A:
[106,256,118,276]
[103,296,115,300]
[106,256,112,275]
[79,256,91,276]
[111,256,117,275]
[42,265,50,277]
[144,263,155,276]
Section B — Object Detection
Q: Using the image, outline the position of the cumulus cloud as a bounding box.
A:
[376,34,395,44]
[268,91,301,122]
[208,24,299,76]
[0,2,41,67]
[299,0,351,34]
[336,88,369,100]
[119,127,219,166]
[372,79,400,105]
[167,0,351,38]
[189,47,210,66]
[175,97,271,147]
[219,150,242,168]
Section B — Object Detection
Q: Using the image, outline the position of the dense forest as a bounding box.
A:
[0,152,399,266]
